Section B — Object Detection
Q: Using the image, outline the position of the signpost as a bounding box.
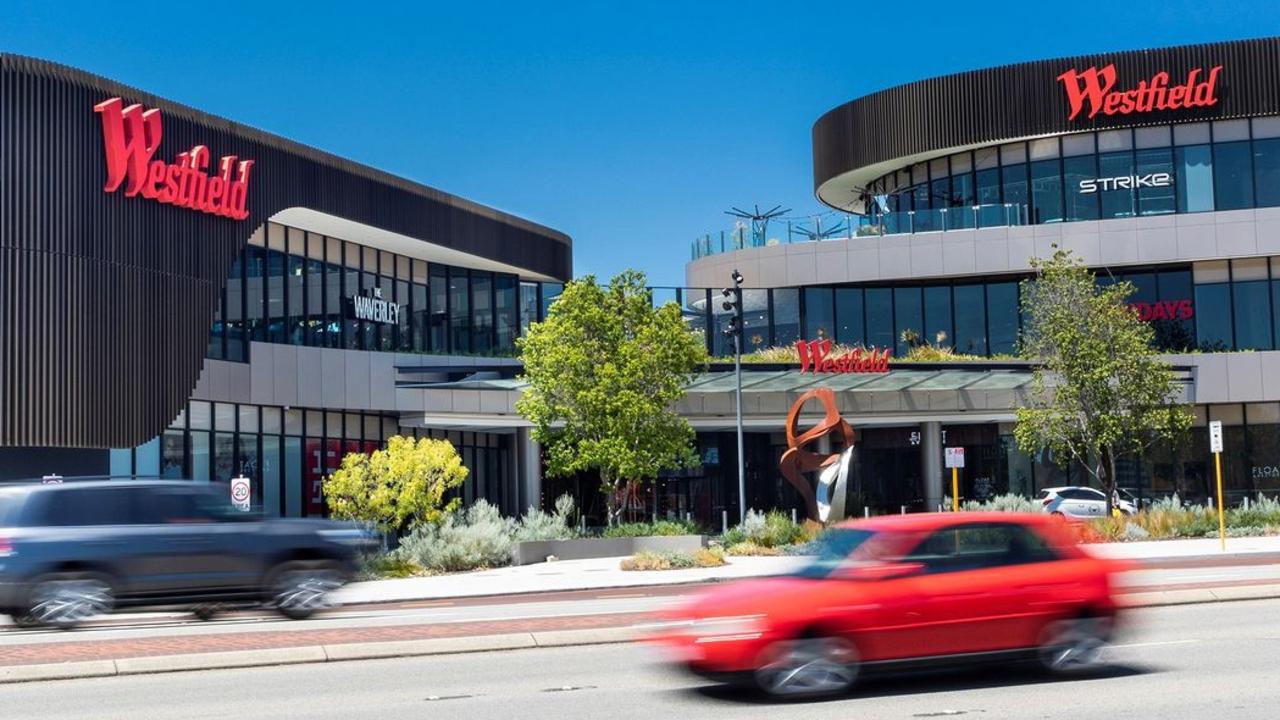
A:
[944,447,965,512]
[230,476,252,513]
[1209,420,1225,550]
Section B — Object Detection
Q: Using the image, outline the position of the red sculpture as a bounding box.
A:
[779,388,854,522]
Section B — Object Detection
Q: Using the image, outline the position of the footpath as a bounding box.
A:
[3,535,1280,684]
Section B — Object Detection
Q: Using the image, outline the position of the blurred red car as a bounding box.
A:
[650,512,1130,699]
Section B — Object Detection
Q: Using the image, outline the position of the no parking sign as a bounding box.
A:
[230,476,252,512]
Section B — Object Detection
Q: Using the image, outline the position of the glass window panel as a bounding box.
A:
[237,434,260,508]
[471,272,494,355]
[364,415,381,441]
[987,282,1019,355]
[262,435,281,516]
[741,289,769,352]
[541,282,563,319]
[1062,154,1099,221]
[1213,141,1254,211]
[1254,138,1280,207]
[950,152,972,174]
[449,269,472,353]
[267,223,286,252]
[1176,144,1215,213]
[681,288,710,351]
[188,401,211,431]
[262,407,281,435]
[494,275,518,353]
[190,431,210,483]
[1029,137,1059,160]
[225,253,244,361]
[1254,117,1280,139]
[1097,129,1133,152]
[324,261,342,349]
[712,293,736,357]
[893,287,922,356]
[283,436,302,517]
[244,246,266,342]
[835,288,864,347]
[411,259,429,284]
[771,289,800,347]
[1154,270,1195,352]
[1195,283,1232,351]
[976,167,1001,206]
[304,437,326,517]
[865,288,893,350]
[266,249,287,343]
[1233,258,1268,281]
[924,286,952,348]
[1030,159,1063,223]
[1233,280,1272,350]
[287,254,306,345]
[953,284,987,355]
[1195,260,1230,284]
[1061,133,1094,157]
[214,432,235,483]
[430,265,448,351]
[307,257,325,347]
[803,287,834,340]
[1136,147,1175,215]
[395,279,411,351]
[237,405,259,434]
[343,262,361,350]
[362,245,378,271]
[1001,163,1028,220]
[1174,122,1211,146]
[519,281,539,338]
[213,402,236,432]
[975,147,998,170]
[1214,119,1250,142]
[1097,151,1136,219]
[930,157,949,179]
[949,171,975,229]
[378,273,396,351]
[1135,125,1171,149]
[161,430,185,479]
[361,271,379,350]
[1000,142,1027,165]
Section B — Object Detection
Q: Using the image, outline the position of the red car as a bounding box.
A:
[651,512,1129,698]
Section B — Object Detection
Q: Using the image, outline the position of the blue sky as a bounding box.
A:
[3,1,1276,286]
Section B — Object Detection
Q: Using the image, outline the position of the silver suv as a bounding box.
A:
[0,479,370,628]
[1038,486,1137,518]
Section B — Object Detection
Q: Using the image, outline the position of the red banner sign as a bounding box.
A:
[1056,64,1222,121]
[94,97,253,219]
[796,339,891,374]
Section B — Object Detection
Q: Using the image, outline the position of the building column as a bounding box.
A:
[921,421,943,512]
[517,427,542,512]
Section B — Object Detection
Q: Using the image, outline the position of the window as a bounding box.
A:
[771,289,800,347]
[1136,147,1175,215]
[1001,163,1028,219]
[519,282,539,338]
[924,286,952,348]
[953,284,987,355]
[835,288,864,347]
[1062,154,1099,221]
[1176,144,1215,213]
[903,523,1059,574]
[43,488,133,526]
[287,253,306,346]
[495,275,518,353]
[1213,140,1254,211]
[865,288,893,350]
[803,287,834,340]
[1232,260,1272,350]
[449,268,470,353]
[976,167,1001,206]
[1030,158,1062,223]
[1255,138,1280,207]
[471,271,493,355]
[430,265,448,351]
[1097,151,1135,219]
[987,282,1019,355]
[1195,282,1232,351]
[893,287,922,356]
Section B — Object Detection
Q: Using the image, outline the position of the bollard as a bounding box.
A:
[791,508,797,524]
[900,505,906,515]
[938,504,943,513]
[722,510,728,533]
[580,515,586,532]
[864,507,870,518]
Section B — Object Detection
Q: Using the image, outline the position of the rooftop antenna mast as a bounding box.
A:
[725,204,789,248]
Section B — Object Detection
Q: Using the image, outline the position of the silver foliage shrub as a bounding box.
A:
[514,493,580,542]
[396,500,515,572]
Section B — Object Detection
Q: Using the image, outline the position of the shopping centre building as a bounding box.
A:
[9,37,1280,526]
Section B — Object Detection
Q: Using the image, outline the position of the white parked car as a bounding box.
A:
[1038,486,1136,518]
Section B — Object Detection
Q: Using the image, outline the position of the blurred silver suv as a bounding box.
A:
[1038,486,1136,519]
[0,479,370,628]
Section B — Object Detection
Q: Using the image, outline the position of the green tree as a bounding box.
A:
[516,270,708,523]
[323,435,468,533]
[1015,247,1193,512]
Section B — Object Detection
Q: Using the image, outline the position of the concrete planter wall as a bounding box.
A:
[512,535,707,565]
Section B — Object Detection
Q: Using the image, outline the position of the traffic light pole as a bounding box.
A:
[733,328,745,524]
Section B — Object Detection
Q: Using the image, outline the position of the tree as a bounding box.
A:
[1015,247,1193,513]
[323,435,468,533]
[516,269,709,523]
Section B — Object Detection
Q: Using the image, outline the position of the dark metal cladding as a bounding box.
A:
[813,36,1280,198]
[0,54,571,449]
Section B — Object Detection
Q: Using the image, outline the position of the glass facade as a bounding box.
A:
[863,117,1280,233]
[110,401,515,518]
[207,222,560,362]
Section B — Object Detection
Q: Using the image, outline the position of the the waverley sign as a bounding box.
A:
[93,97,254,220]
[1056,64,1223,121]
[349,287,401,325]
[796,339,891,374]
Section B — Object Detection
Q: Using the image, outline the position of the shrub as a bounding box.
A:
[396,500,515,573]
[355,552,423,581]
[722,510,807,548]
[515,493,580,542]
[620,546,726,571]
[959,494,1043,513]
[603,518,702,538]
[1228,493,1280,528]
[725,541,782,556]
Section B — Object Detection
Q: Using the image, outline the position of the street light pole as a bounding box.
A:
[722,270,746,524]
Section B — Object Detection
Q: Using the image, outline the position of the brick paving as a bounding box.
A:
[0,611,653,667]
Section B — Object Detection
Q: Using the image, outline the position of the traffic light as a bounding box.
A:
[722,269,744,340]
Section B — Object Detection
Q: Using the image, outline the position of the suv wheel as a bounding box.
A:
[26,573,115,629]
[267,561,343,620]
[753,636,860,698]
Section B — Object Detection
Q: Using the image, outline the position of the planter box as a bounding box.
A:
[512,535,707,566]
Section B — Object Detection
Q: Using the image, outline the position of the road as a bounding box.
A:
[4,597,1278,719]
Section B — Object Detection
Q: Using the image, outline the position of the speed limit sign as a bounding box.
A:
[230,476,252,512]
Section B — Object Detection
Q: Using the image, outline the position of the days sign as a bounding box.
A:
[1056,64,1222,121]
[1209,420,1224,454]
[230,476,252,512]
[94,97,254,220]
[945,447,965,469]
[796,339,891,374]
[348,287,401,325]
[1078,173,1172,194]
[1131,299,1194,321]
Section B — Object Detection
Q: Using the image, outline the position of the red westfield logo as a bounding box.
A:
[796,339,891,374]
[94,97,253,220]
[1056,64,1222,121]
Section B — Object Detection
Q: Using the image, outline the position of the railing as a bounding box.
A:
[691,203,1028,261]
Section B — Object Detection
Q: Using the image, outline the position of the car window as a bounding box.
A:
[0,491,28,527]
[42,487,133,526]
[903,523,1060,574]
[134,488,222,524]
[792,529,881,579]
[1080,488,1107,500]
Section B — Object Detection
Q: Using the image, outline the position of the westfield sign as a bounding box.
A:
[94,97,254,220]
[1056,64,1223,121]
[796,339,891,374]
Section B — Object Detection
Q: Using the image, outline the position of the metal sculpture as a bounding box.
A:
[779,387,855,524]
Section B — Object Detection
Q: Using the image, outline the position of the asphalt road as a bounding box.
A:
[4,597,1279,720]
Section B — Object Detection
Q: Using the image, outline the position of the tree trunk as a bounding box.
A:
[1102,446,1118,515]
[602,474,617,527]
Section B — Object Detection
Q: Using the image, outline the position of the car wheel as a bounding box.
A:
[753,636,859,699]
[1038,616,1109,674]
[267,561,344,620]
[26,573,115,630]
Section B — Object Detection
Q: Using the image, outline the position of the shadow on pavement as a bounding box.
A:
[680,662,1157,705]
